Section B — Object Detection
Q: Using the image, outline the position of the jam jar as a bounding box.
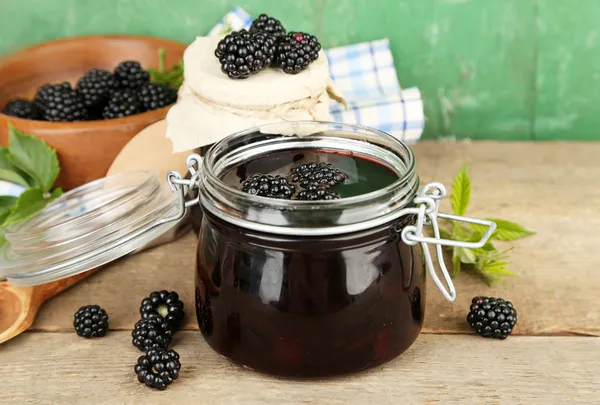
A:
[166,121,495,378]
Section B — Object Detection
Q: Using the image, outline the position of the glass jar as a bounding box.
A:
[169,121,495,378]
[0,121,494,377]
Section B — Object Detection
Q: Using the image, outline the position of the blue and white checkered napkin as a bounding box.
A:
[209,7,425,143]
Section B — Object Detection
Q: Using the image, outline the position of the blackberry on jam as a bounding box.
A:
[290,162,346,189]
[467,296,517,339]
[296,189,340,201]
[34,82,88,122]
[73,305,109,338]
[102,89,143,119]
[249,14,286,38]
[137,83,177,111]
[114,61,150,89]
[140,290,185,331]
[214,29,274,79]
[132,315,173,351]
[2,98,40,119]
[75,68,118,109]
[241,174,296,199]
[135,348,181,390]
[276,32,321,74]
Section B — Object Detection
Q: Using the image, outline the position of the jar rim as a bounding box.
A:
[200,121,420,236]
[203,121,417,206]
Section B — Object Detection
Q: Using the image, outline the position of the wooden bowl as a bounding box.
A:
[0,35,187,190]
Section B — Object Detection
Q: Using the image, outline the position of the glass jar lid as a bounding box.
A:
[0,171,182,286]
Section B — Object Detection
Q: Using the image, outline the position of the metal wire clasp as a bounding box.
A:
[400,182,497,302]
[164,153,204,221]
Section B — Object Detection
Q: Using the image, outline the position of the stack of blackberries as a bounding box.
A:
[215,13,322,79]
[2,61,177,121]
[132,290,185,390]
[72,290,185,391]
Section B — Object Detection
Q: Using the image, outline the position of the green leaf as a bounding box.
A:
[471,218,535,241]
[471,241,497,256]
[452,247,462,276]
[0,195,17,221]
[438,227,452,240]
[3,188,62,225]
[7,125,59,191]
[451,163,471,216]
[475,261,518,286]
[148,49,184,91]
[0,195,17,209]
[0,147,32,187]
[0,169,29,187]
[460,248,477,264]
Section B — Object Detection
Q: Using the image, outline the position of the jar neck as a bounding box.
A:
[199,121,419,236]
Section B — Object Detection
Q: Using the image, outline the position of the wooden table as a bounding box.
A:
[1,142,599,404]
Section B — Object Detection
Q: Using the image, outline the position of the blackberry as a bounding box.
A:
[102,89,143,119]
[467,296,517,339]
[249,14,286,38]
[135,348,181,390]
[140,290,185,331]
[132,315,173,351]
[34,82,88,122]
[2,98,40,119]
[252,31,278,67]
[296,189,340,201]
[73,305,109,338]
[290,162,346,190]
[75,68,118,110]
[241,174,296,199]
[214,29,274,79]
[276,32,321,74]
[137,83,177,111]
[113,61,150,89]
[34,82,70,108]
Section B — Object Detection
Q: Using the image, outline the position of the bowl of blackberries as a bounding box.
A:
[0,35,186,190]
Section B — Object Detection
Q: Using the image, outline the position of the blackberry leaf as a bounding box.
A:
[3,188,62,226]
[0,147,32,187]
[451,163,470,216]
[471,218,536,241]
[7,125,59,192]
[0,196,17,220]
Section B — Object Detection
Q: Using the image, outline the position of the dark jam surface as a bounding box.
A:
[221,150,400,199]
[195,210,425,378]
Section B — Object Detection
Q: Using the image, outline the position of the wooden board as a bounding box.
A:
[1,333,598,404]
[28,141,600,336]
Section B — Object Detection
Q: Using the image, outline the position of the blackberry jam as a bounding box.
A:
[182,122,492,377]
[196,209,424,377]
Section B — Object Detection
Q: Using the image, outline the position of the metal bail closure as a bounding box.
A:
[166,153,204,213]
[400,182,497,302]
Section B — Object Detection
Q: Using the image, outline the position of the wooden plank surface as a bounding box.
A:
[1,333,598,404]
[27,141,600,336]
[2,141,600,404]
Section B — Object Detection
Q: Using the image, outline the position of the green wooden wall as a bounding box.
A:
[0,0,598,141]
